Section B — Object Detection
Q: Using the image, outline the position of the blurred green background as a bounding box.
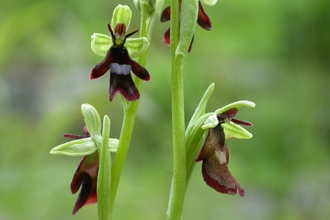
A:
[1,0,330,219]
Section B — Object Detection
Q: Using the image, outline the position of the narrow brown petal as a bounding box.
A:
[160,6,171,22]
[188,35,194,53]
[197,2,211,30]
[231,118,253,126]
[163,28,170,46]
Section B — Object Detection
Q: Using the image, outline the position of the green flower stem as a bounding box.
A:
[166,54,187,220]
[108,1,164,216]
[167,0,198,219]
[97,115,111,220]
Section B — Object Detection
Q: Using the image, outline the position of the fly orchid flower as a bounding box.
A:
[90,5,150,101]
[90,23,150,101]
[196,101,255,196]
[160,0,216,52]
[61,127,99,214]
[50,104,118,214]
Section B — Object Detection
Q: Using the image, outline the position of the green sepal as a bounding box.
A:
[203,100,256,129]
[125,37,150,58]
[214,100,256,115]
[81,103,101,137]
[201,0,218,6]
[91,34,150,58]
[91,33,111,57]
[50,138,97,156]
[111,4,132,31]
[222,122,253,139]
[50,137,119,156]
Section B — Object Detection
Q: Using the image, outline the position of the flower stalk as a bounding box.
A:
[108,1,164,216]
[166,0,199,219]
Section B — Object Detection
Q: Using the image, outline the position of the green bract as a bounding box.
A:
[91,33,150,58]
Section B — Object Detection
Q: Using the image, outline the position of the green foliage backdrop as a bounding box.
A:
[1,0,329,219]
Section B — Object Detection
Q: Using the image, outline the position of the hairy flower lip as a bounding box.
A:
[70,153,99,214]
[201,158,245,197]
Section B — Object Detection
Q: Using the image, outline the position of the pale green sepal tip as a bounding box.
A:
[201,0,218,6]
[50,138,97,156]
[111,4,132,31]
[202,113,218,129]
[91,33,111,56]
[81,104,101,136]
[215,100,256,115]
[109,138,119,152]
[222,122,253,139]
[125,37,150,58]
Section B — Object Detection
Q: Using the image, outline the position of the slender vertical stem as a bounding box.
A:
[166,0,187,219]
[109,99,139,215]
[166,54,187,220]
[108,1,164,216]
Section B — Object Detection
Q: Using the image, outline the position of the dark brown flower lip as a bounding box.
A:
[70,152,99,214]
[196,125,245,197]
